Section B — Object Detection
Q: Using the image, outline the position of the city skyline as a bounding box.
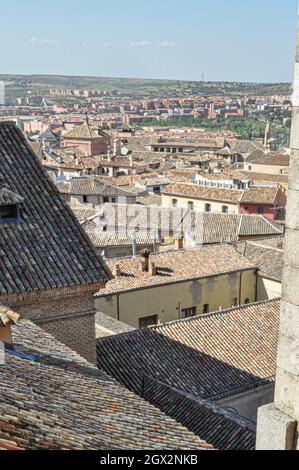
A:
[1,0,298,83]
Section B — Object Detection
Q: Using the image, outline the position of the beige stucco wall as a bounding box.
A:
[162,193,239,214]
[257,275,282,301]
[95,269,257,328]
[244,162,288,175]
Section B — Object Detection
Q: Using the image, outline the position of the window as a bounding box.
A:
[111,198,116,203]
[258,207,264,214]
[187,201,194,211]
[153,186,161,194]
[205,203,211,212]
[203,304,209,314]
[244,298,250,304]
[139,315,158,329]
[172,199,178,208]
[103,196,109,203]
[83,195,89,203]
[0,204,18,220]
[181,306,197,319]
[232,297,238,307]
[222,206,229,214]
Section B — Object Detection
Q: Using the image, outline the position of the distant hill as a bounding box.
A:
[0,74,292,98]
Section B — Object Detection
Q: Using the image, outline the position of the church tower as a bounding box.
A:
[256,6,299,450]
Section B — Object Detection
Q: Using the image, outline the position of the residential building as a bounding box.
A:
[244,151,289,175]
[61,120,110,156]
[94,245,257,328]
[162,183,286,219]
[57,177,137,209]
[240,240,283,301]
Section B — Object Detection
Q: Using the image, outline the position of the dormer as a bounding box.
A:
[0,185,24,223]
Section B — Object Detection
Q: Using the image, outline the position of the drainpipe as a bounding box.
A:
[239,271,243,305]
[116,293,120,321]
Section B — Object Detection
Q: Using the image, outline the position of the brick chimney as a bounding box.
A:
[114,264,121,277]
[149,262,157,276]
[141,249,150,272]
[175,236,184,250]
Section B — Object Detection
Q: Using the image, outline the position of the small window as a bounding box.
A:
[83,195,89,203]
[103,196,109,203]
[172,199,178,208]
[0,204,18,220]
[205,203,211,212]
[232,297,238,307]
[258,207,264,214]
[187,201,194,211]
[203,304,209,314]
[244,298,250,304]
[182,306,197,318]
[139,315,158,329]
[111,198,116,203]
[222,206,229,214]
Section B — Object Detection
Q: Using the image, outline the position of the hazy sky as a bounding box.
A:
[1,0,298,82]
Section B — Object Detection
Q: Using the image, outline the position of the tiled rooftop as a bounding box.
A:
[97,298,280,400]
[0,320,210,450]
[162,183,243,203]
[95,246,256,296]
[242,241,284,282]
[0,122,110,295]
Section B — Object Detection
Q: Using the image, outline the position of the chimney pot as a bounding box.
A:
[141,249,150,272]
[175,236,184,250]
[149,262,157,276]
[114,264,121,277]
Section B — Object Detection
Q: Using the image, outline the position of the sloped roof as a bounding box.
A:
[162,183,243,203]
[0,320,210,450]
[246,152,289,166]
[242,241,284,282]
[57,177,136,197]
[97,299,280,400]
[143,376,256,451]
[62,122,109,140]
[240,186,279,204]
[199,213,283,244]
[86,228,158,248]
[95,246,256,296]
[0,122,110,295]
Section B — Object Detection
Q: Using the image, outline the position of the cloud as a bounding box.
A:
[30,37,62,45]
[130,41,152,47]
[156,41,176,48]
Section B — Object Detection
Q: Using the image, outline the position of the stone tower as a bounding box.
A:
[256,6,299,450]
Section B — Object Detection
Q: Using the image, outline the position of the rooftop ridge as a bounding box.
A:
[149,297,281,331]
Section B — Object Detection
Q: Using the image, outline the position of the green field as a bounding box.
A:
[0,74,292,99]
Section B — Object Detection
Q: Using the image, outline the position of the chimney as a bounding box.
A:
[114,264,121,277]
[175,236,184,250]
[256,5,299,451]
[141,249,150,272]
[149,262,157,276]
[0,307,21,345]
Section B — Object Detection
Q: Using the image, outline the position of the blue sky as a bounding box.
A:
[1,0,298,82]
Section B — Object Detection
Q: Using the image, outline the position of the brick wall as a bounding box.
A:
[2,289,100,364]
